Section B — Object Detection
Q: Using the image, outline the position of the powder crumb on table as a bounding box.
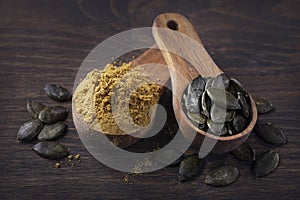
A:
[54,162,61,168]
[123,174,130,183]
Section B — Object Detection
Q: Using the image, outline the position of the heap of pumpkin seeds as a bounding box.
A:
[182,74,251,136]
[17,84,80,168]
[174,74,287,186]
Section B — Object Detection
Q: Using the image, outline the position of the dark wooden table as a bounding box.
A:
[1,0,299,199]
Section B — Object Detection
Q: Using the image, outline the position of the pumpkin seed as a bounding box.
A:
[210,103,227,123]
[220,73,230,89]
[233,115,248,133]
[201,91,211,117]
[187,111,206,126]
[231,142,255,162]
[38,121,67,141]
[190,76,205,97]
[33,141,68,159]
[237,92,250,118]
[17,119,43,141]
[211,74,228,90]
[205,77,214,90]
[254,123,287,146]
[44,84,71,102]
[230,78,247,97]
[253,97,273,114]
[204,165,239,186]
[39,106,68,124]
[207,87,241,110]
[183,92,200,114]
[26,100,45,119]
[178,154,202,181]
[207,119,227,136]
[225,110,235,122]
[253,151,279,177]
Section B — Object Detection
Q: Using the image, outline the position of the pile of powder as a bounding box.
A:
[73,69,103,132]
[94,62,161,135]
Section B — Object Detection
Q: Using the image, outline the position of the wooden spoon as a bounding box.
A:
[152,13,257,153]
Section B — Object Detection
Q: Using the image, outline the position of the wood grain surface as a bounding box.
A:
[1,0,299,199]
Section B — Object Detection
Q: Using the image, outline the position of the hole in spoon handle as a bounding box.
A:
[153,13,223,79]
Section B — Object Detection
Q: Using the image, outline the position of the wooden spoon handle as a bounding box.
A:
[152,13,223,80]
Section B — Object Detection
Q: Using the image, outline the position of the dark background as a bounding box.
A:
[1,0,299,199]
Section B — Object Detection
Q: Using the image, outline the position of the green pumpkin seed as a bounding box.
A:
[230,78,248,97]
[231,142,255,162]
[207,119,227,136]
[38,121,67,141]
[253,151,279,177]
[190,76,206,97]
[225,110,235,122]
[17,119,43,141]
[253,97,273,114]
[233,115,248,133]
[39,106,68,124]
[207,87,241,110]
[44,84,71,102]
[201,91,211,118]
[211,74,229,90]
[178,154,202,181]
[220,73,230,89]
[237,92,250,118]
[187,111,206,125]
[254,123,287,146]
[204,165,239,186]
[33,141,68,159]
[27,100,45,119]
[210,103,227,123]
[205,77,214,90]
[183,92,200,114]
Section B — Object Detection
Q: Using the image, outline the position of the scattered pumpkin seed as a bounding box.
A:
[38,106,68,124]
[33,141,68,159]
[253,151,279,178]
[204,165,239,186]
[231,142,255,162]
[44,84,71,102]
[178,154,202,181]
[37,121,67,141]
[17,119,43,141]
[254,123,287,146]
[26,100,45,119]
[253,97,273,114]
